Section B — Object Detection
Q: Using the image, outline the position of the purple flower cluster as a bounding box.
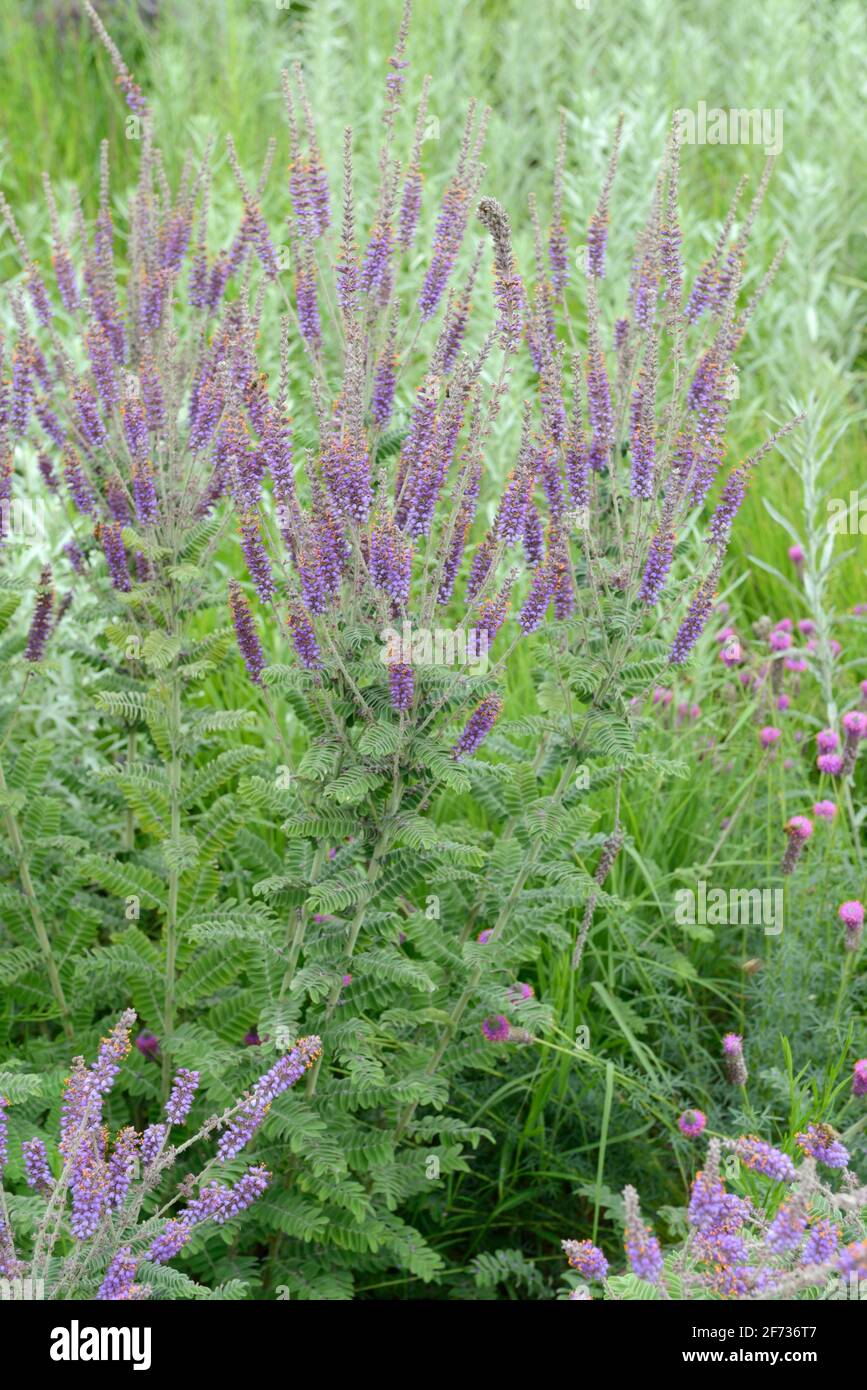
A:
[165,1068,200,1125]
[795,1124,849,1170]
[388,661,414,712]
[623,1186,663,1284]
[562,1239,609,1281]
[229,581,266,685]
[734,1135,796,1182]
[23,565,55,663]
[216,1036,322,1162]
[452,694,503,761]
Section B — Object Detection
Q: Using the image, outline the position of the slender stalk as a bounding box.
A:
[393,752,578,1140]
[306,782,405,1097]
[123,728,137,852]
[161,641,183,1098]
[0,754,73,1041]
[280,840,328,998]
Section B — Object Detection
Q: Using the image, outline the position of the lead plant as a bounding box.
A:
[0,558,88,1043]
[0,3,316,1091]
[0,1,816,1298]
[390,115,802,1125]
[204,9,572,1282]
[561,1134,867,1301]
[1,0,550,1292]
[0,1010,320,1298]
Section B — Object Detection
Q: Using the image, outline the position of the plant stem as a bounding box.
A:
[0,754,73,1041]
[394,753,578,1140]
[306,783,405,1097]
[161,650,183,1098]
[123,728,137,852]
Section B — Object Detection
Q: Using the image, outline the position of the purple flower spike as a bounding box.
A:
[452,693,503,760]
[24,566,54,663]
[165,1068,200,1125]
[288,604,322,671]
[229,581,266,685]
[766,1200,808,1254]
[839,900,864,950]
[562,1239,609,1281]
[782,815,813,875]
[795,1123,849,1170]
[623,1185,664,1284]
[96,1246,143,1302]
[216,1037,321,1163]
[802,1218,840,1266]
[63,449,96,516]
[102,521,132,593]
[388,661,414,712]
[734,1135,796,1182]
[22,1137,54,1194]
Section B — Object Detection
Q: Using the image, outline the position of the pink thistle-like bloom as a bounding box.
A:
[813,800,837,820]
[777,694,790,712]
[769,630,791,651]
[720,638,742,667]
[481,1016,510,1043]
[507,982,534,1003]
[816,728,839,753]
[788,544,804,567]
[817,753,844,776]
[798,619,816,635]
[678,1108,707,1138]
[723,1032,748,1086]
[842,710,867,774]
[477,929,492,944]
[840,900,864,951]
[786,815,813,840]
[852,1060,867,1098]
[759,726,782,749]
[135,1031,159,1059]
[786,656,808,673]
[782,815,813,874]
